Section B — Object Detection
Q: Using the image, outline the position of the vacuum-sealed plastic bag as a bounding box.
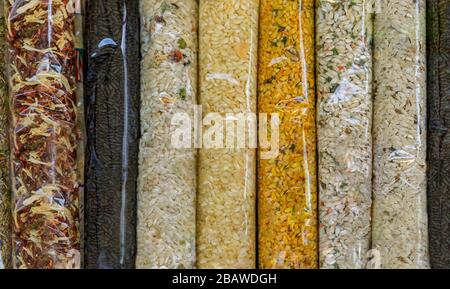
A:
[84,0,140,269]
[0,13,11,270]
[6,0,85,269]
[258,0,317,269]
[427,0,450,269]
[316,0,373,269]
[372,0,429,269]
[197,0,258,269]
[136,0,197,269]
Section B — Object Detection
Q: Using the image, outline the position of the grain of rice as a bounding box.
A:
[137,0,198,269]
[372,0,429,269]
[197,0,258,269]
[258,0,318,269]
[316,0,373,269]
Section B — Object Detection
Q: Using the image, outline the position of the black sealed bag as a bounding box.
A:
[427,0,450,269]
[84,0,140,269]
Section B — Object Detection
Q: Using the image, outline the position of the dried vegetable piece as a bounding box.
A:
[84,0,139,269]
[136,0,197,269]
[0,12,11,270]
[258,0,317,269]
[316,0,373,269]
[427,0,450,269]
[6,0,84,269]
[197,0,258,269]
[372,0,429,269]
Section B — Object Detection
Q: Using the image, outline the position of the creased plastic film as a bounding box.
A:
[426,0,450,269]
[316,0,373,269]
[197,0,258,269]
[0,11,11,270]
[136,0,197,269]
[84,0,140,269]
[258,0,317,269]
[372,0,429,269]
[6,0,85,269]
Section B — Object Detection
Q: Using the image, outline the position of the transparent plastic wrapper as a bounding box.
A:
[6,0,85,269]
[136,0,197,269]
[197,0,258,269]
[258,0,317,269]
[372,0,429,269]
[316,0,373,269]
[84,0,139,269]
[426,0,450,269]
[0,13,11,269]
